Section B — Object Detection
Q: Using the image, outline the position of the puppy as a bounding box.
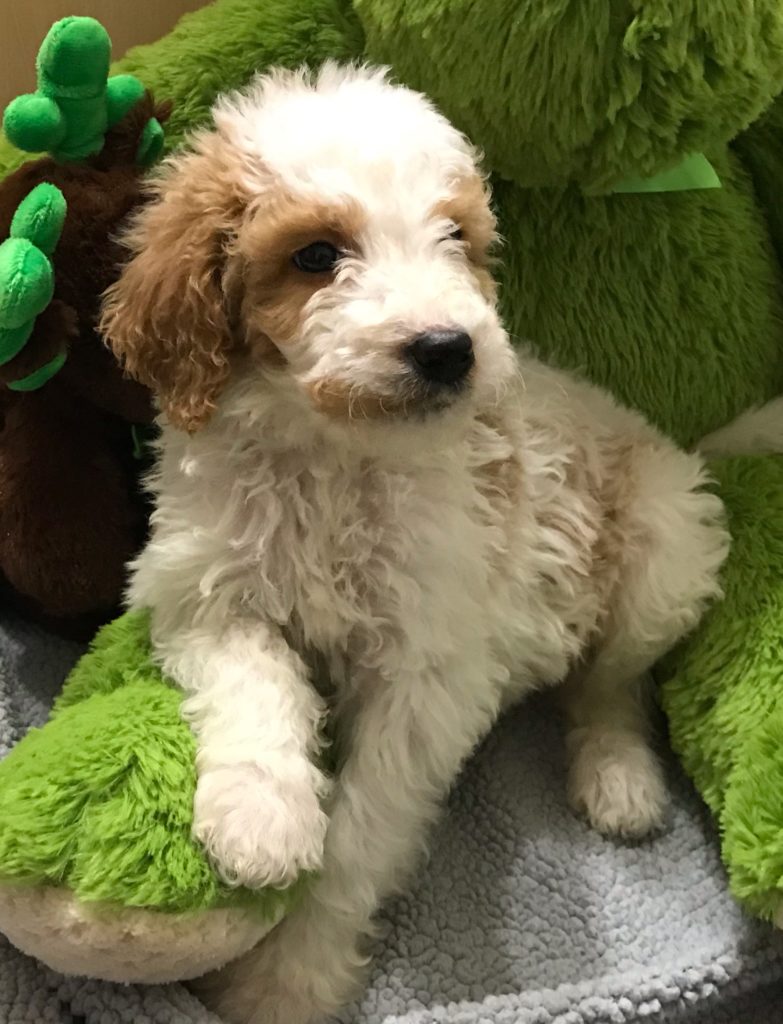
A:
[101,65,729,1024]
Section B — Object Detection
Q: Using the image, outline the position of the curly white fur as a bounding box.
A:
[112,67,730,1024]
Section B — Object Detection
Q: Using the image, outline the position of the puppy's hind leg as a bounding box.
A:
[560,444,729,838]
[561,665,668,839]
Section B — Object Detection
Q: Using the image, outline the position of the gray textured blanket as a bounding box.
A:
[1,612,782,1024]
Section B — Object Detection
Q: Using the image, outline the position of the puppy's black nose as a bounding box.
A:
[406,329,474,386]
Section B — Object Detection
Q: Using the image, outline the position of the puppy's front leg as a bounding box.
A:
[159,619,329,889]
[199,648,504,1024]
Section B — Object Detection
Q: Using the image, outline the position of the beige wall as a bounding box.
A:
[0,1,210,110]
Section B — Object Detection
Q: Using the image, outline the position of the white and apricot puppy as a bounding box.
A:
[102,65,729,1024]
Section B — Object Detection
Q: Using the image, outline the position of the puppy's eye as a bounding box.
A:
[449,226,464,242]
[292,241,342,274]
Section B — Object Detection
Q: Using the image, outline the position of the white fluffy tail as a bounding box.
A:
[698,397,783,457]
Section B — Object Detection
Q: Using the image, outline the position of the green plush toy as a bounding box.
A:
[3,15,164,166]
[0,16,165,394]
[0,0,782,984]
[0,611,305,982]
[0,183,67,389]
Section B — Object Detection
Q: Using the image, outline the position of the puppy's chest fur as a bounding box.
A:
[231,441,507,663]
[193,410,621,697]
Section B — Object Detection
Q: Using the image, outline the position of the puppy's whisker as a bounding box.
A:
[348,384,364,422]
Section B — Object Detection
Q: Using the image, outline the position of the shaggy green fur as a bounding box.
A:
[357,0,783,193]
[659,455,783,919]
[734,94,783,269]
[1,0,783,931]
[492,163,783,448]
[0,611,307,917]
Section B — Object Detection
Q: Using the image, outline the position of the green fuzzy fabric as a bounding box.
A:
[357,0,783,193]
[733,93,783,269]
[0,610,306,917]
[1,0,782,929]
[491,154,783,448]
[659,455,783,920]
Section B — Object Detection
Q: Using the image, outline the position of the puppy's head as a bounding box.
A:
[102,65,516,437]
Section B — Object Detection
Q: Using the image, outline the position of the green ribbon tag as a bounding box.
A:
[612,153,721,194]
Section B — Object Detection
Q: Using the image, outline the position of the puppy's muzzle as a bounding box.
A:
[405,329,474,387]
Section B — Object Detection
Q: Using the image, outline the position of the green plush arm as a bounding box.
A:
[660,454,783,922]
[0,184,69,390]
[733,93,783,272]
[0,0,364,180]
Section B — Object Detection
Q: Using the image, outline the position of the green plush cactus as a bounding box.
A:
[3,16,163,167]
[0,16,170,394]
[0,183,67,389]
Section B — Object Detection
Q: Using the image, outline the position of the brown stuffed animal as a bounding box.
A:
[0,93,170,638]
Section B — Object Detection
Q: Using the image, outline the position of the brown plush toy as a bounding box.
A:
[0,19,170,638]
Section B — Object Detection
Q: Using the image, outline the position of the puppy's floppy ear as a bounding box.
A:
[101,131,248,431]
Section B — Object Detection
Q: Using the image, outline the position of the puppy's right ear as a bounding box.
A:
[101,132,248,432]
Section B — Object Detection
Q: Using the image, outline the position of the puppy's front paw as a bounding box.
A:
[567,727,668,839]
[193,764,327,888]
